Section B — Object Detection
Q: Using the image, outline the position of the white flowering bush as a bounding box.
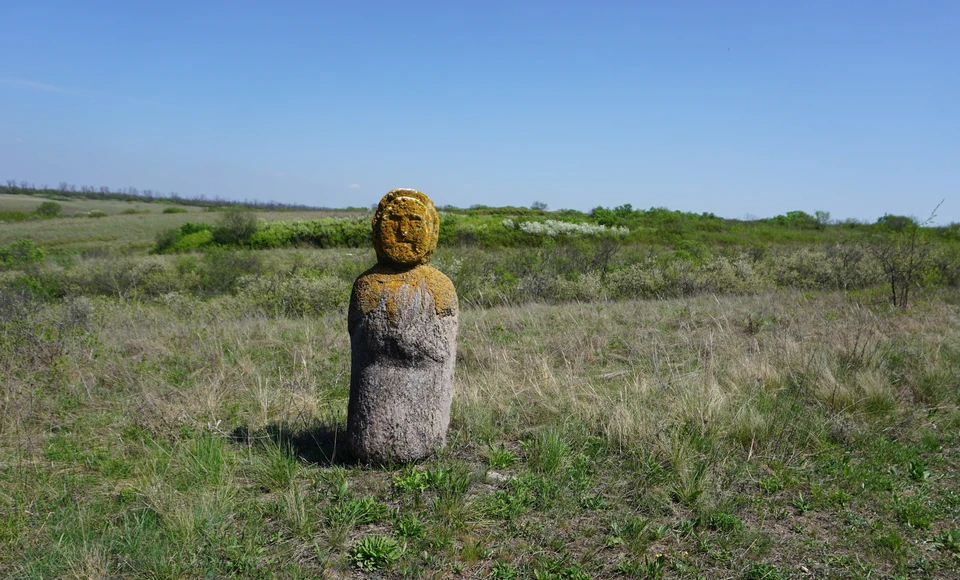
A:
[505,219,629,238]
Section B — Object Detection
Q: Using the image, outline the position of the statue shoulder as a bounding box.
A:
[417,265,458,317]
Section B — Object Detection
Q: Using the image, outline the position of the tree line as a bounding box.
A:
[1,179,329,212]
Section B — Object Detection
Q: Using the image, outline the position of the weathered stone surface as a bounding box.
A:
[347,189,458,464]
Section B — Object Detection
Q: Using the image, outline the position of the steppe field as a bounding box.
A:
[2,194,959,579]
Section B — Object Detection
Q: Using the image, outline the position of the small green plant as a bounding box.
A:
[873,528,904,554]
[895,495,934,529]
[491,560,519,579]
[393,466,430,499]
[933,528,960,553]
[708,511,744,532]
[741,562,784,580]
[321,466,350,500]
[393,513,424,539]
[792,492,812,514]
[325,496,388,527]
[430,464,473,498]
[617,553,666,578]
[349,535,403,571]
[608,516,651,553]
[163,206,188,214]
[258,440,299,490]
[908,459,930,481]
[524,429,570,474]
[578,492,608,510]
[486,444,518,469]
[87,210,107,218]
[670,461,707,506]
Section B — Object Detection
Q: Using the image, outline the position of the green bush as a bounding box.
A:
[35,201,63,218]
[87,210,107,218]
[172,230,214,252]
[248,218,369,249]
[163,206,188,214]
[153,222,215,253]
[0,240,46,270]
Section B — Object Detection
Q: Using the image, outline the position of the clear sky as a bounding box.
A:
[2,1,958,222]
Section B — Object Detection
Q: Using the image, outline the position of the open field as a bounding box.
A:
[0,193,202,217]
[1,198,959,578]
[0,194,370,254]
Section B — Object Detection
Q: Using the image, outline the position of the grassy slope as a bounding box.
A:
[0,192,202,216]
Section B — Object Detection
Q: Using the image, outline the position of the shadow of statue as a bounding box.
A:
[231,414,356,467]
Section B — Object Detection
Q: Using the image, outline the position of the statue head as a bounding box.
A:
[372,189,440,267]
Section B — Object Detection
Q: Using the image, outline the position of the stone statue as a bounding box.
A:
[347,189,459,464]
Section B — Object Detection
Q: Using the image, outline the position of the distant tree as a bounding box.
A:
[814,210,831,230]
[531,201,549,211]
[58,182,70,192]
[35,201,63,218]
[875,214,917,231]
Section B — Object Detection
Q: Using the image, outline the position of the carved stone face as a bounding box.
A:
[372,189,439,266]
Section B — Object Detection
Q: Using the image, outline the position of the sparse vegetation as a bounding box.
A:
[1,193,959,577]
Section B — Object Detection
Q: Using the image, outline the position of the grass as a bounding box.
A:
[1,202,959,577]
[2,286,959,577]
[0,194,368,254]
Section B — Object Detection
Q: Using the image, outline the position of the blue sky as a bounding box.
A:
[2,1,958,222]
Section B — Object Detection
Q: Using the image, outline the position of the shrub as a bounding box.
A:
[237,273,349,316]
[248,218,370,249]
[865,207,939,308]
[153,228,181,254]
[35,201,63,218]
[212,209,259,246]
[163,206,188,214]
[0,240,46,271]
[153,222,215,253]
[172,230,214,252]
[60,256,178,299]
[199,249,262,295]
[516,219,629,238]
[87,210,107,218]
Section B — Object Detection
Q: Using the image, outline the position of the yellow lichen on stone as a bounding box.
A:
[350,264,458,328]
[372,189,439,267]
